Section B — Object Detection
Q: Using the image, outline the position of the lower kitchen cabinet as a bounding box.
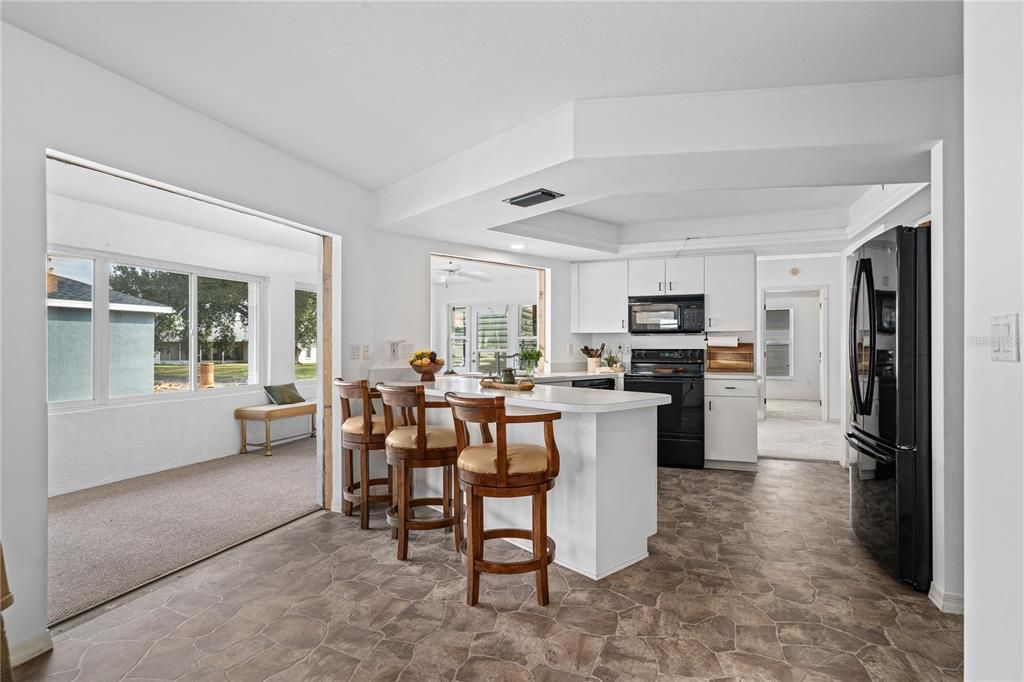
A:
[704,388,758,468]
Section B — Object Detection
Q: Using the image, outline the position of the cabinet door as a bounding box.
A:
[704,253,755,332]
[665,256,704,295]
[705,395,758,463]
[578,260,628,333]
[627,259,666,296]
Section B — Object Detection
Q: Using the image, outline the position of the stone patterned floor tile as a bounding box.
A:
[15,460,962,682]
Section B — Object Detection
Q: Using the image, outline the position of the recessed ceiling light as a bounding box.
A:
[509,243,527,250]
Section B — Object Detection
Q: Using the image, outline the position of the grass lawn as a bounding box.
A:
[154,363,318,383]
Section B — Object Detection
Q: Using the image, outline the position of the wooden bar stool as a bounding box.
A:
[335,379,393,529]
[376,383,463,560]
[444,393,561,606]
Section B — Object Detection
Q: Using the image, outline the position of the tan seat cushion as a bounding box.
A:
[385,425,457,450]
[458,442,549,476]
[342,415,386,435]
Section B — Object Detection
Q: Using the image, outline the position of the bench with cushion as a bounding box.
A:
[234,401,317,456]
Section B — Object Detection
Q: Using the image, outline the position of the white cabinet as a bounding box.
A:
[704,253,756,332]
[628,257,704,296]
[575,260,628,333]
[627,259,666,296]
[665,256,704,295]
[705,393,758,466]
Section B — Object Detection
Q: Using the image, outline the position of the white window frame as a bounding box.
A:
[447,301,535,374]
[293,282,320,386]
[765,306,795,379]
[47,244,266,412]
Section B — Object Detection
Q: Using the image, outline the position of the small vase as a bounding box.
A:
[586,357,601,374]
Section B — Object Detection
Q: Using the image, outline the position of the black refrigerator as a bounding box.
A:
[846,224,931,591]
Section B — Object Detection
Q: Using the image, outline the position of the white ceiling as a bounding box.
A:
[564,186,872,227]
[3,1,963,190]
[47,159,322,255]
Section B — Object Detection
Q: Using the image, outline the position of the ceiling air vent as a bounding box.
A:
[503,188,564,208]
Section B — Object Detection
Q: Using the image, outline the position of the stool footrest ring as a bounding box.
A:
[341,476,392,505]
[459,530,556,575]
[386,498,462,532]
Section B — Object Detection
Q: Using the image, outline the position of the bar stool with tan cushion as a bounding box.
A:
[444,393,560,606]
[335,378,392,529]
[376,383,463,560]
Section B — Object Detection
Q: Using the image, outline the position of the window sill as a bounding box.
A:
[48,384,266,415]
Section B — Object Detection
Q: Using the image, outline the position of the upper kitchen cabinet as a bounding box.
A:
[665,256,704,295]
[627,259,666,296]
[704,253,756,332]
[627,257,704,296]
[573,260,628,333]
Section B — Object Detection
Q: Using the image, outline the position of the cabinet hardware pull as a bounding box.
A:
[621,319,625,329]
[669,281,673,291]
[658,281,662,292]
[708,400,712,411]
[725,386,736,390]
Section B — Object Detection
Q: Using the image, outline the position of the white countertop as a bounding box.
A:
[449,370,622,383]
[417,376,669,414]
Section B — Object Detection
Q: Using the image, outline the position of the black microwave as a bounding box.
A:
[628,295,704,334]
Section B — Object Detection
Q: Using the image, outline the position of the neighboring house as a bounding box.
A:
[47,274,173,401]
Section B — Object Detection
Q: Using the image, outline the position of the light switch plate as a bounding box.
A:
[991,313,1020,362]
[349,344,362,361]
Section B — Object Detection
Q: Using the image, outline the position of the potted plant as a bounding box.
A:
[518,348,543,374]
[604,353,623,371]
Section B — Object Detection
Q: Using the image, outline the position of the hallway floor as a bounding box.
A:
[18,460,962,681]
[759,399,845,462]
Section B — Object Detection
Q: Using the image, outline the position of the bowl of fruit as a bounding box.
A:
[409,350,445,382]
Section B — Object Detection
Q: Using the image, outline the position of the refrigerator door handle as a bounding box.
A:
[848,259,865,415]
[862,259,878,410]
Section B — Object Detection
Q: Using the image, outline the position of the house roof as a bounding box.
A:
[47,274,174,313]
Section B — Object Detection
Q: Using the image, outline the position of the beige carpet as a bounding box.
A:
[758,399,845,462]
[48,439,319,624]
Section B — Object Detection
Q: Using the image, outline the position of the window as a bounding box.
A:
[294,288,318,380]
[46,255,95,402]
[448,305,468,370]
[765,308,793,378]
[518,304,538,354]
[46,249,261,404]
[446,302,540,374]
[108,264,188,396]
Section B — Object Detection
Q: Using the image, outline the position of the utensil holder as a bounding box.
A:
[586,358,601,374]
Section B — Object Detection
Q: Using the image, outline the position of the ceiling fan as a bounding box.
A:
[432,260,490,288]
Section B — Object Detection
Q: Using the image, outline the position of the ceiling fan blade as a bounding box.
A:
[459,272,490,282]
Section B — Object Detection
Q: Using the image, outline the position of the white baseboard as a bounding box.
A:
[10,629,53,667]
[705,459,759,472]
[929,582,964,614]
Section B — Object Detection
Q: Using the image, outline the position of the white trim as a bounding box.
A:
[928,582,964,614]
[757,252,842,261]
[705,459,759,472]
[845,183,930,242]
[46,299,174,314]
[10,630,53,668]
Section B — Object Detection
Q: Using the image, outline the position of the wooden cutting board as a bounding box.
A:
[707,343,755,373]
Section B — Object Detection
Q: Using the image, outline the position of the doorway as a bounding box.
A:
[430,255,547,375]
[44,154,332,624]
[757,287,842,461]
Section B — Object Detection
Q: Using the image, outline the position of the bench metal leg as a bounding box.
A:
[264,419,272,456]
[239,419,248,454]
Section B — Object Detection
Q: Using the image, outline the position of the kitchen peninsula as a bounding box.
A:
[416,375,670,580]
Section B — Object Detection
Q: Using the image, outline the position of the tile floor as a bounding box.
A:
[16,459,963,681]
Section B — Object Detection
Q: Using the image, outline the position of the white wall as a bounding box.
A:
[758,256,843,421]
[0,24,375,655]
[963,3,1024,679]
[46,194,319,495]
[764,292,820,401]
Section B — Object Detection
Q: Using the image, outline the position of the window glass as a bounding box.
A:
[47,255,95,402]
[765,308,792,377]
[448,306,468,369]
[108,264,189,396]
[475,307,508,375]
[294,289,317,380]
[196,276,252,388]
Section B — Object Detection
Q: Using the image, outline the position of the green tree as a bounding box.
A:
[108,267,249,360]
[295,289,317,362]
